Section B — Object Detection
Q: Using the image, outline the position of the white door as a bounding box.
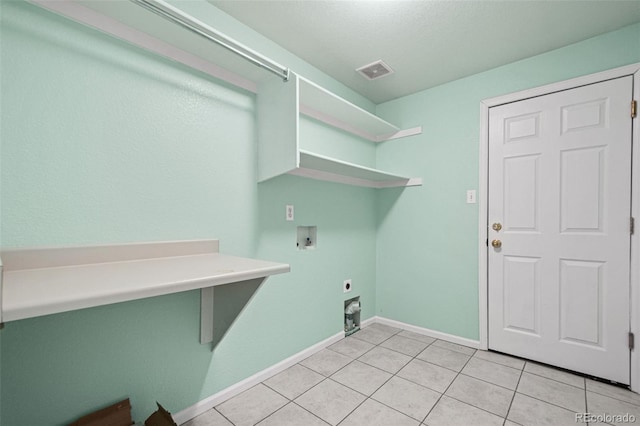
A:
[488,76,633,384]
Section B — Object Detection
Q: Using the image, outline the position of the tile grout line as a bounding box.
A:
[368,394,431,424]
[502,361,525,426]
[396,330,439,345]
[482,359,638,413]
[584,387,640,407]
[430,340,477,356]
[360,334,443,424]
[423,350,531,423]
[248,398,292,426]
[284,364,342,424]
[442,393,518,421]
[325,331,379,357]
[521,359,637,401]
[410,368,518,395]
[440,351,587,421]
[355,324,470,359]
[522,363,589,391]
[349,327,400,346]
[583,376,589,426]
[419,347,523,377]
[291,400,333,426]
[237,383,290,426]
[283,369,340,426]
[371,341,476,394]
[334,327,407,425]
[419,345,478,424]
[291,375,342,424]
[333,361,395,397]
[240,386,332,426]
[332,325,442,425]
[523,370,586,391]
[204,323,640,426]
[374,340,453,392]
[259,361,330,413]
[213,406,236,426]
[516,392,587,416]
[513,386,591,415]
[326,360,395,400]
[211,332,368,426]
[343,331,492,424]
[281,325,403,426]
[473,355,525,370]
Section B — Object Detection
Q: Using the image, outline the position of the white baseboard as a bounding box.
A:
[359,316,376,328]
[374,316,481,349]
[174,315,477,424]
[172,330,344,424]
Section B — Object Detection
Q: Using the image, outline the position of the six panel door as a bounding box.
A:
[488,76,633,384]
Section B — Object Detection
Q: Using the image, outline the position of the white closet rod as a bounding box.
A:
[131,0,290,82]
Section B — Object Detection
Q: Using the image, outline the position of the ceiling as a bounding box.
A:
[209,0,640,103]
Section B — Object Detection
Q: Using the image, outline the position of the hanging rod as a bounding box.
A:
[130,0,290,82]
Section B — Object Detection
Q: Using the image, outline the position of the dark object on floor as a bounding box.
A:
[145,402,177,426]
[68,398,133,426]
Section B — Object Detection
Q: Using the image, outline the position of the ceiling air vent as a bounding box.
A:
[356,60,394,81]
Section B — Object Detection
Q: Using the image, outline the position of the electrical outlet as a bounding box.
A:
[286,204,294,221]
[343,279,352,293]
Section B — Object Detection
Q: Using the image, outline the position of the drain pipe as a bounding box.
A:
[344,300,361,333]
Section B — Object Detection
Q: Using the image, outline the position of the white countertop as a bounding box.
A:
[1,240,290,322]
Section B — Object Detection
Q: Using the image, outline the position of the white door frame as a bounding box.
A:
[478,62,640,390]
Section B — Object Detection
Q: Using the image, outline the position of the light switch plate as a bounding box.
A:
[466,190,477,204]
[286,205,294,221]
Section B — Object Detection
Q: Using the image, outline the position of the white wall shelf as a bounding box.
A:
[299,77,404,142]
[28,1,422,189]
[291,151,421,188]
[258,72,422,188]
[0,240,289,344]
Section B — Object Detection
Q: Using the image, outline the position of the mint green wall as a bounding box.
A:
[0,1,376,424]
[375,22,640,340]
[2,0,640,423]
[300,117,376,168]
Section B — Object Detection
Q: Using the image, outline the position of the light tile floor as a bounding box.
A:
[183,323,640,426]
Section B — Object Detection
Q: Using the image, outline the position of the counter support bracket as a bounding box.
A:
[200,287,215,344]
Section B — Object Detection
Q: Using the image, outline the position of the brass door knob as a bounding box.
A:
[492,223,502,232]
[491,239,502,248]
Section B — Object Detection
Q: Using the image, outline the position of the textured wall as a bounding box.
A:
[375,22,640,340]
[3,0,639,423]
[0,1,376,424]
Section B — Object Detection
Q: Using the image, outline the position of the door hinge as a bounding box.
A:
[632,100,637,119]
[630,332,635,350]
[631,217,635,235]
